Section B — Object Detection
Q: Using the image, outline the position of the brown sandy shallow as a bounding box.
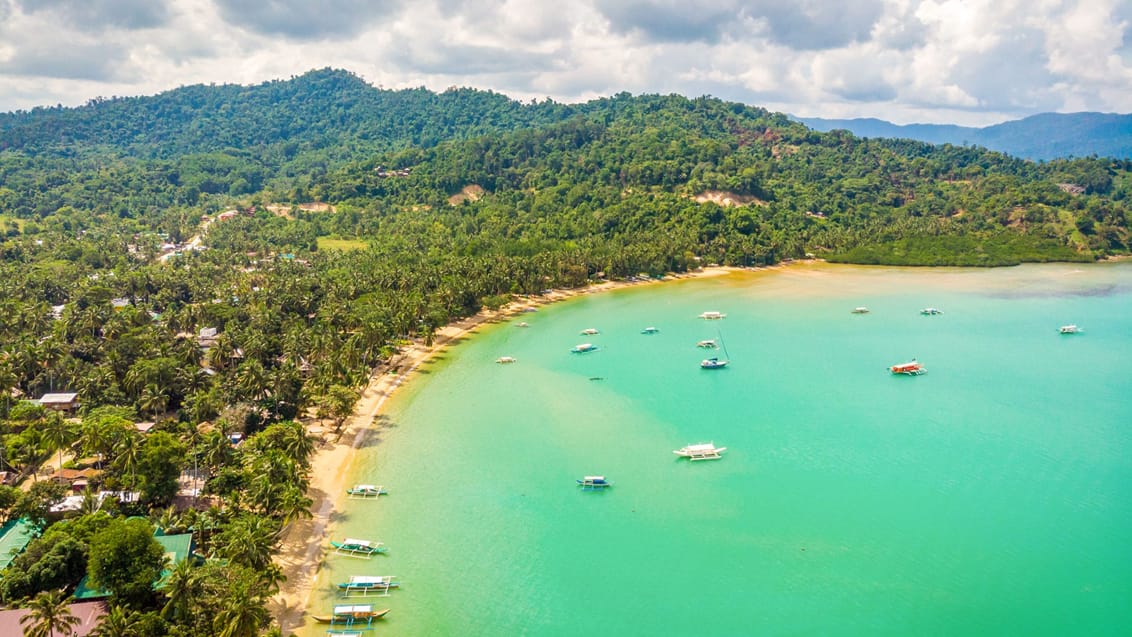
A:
[270,267,741,632]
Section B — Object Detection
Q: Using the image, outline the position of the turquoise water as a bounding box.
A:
[303,263,1132,636]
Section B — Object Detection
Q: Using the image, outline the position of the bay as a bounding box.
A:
[302,262,1132,636]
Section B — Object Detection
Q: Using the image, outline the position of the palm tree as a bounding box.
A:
[211,569,270,637]
[39,412,75,472]
[159,559,201,621]
[89,605,140,637]
[138,383,169,419]
[212,513,278,571]
[274,484,313,530]
[112,430,144,489]
[20,589,80,637]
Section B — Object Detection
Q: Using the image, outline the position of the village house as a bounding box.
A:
[37,392,80,412]
[49,468,104,493]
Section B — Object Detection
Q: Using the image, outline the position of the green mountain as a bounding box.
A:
[0,68,1130,266]
[798,113,1132,161]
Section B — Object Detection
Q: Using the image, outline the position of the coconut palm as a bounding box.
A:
[20,589,80,637]
[211,571,270,637]
[159,559,202,621]
[112,430,144,488]
[89,605,141,637]
[39,412,75,472]
[211,513,278,571]
[137,383,169,419]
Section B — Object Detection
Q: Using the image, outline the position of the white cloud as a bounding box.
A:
[0,0,1128,124]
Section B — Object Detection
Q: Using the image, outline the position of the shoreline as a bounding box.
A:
[270,266,736,632]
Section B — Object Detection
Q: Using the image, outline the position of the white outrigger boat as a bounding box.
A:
[337,575,399,597]
[1059,324,1083,334]
[312,604,390,626]
[516,321,529,327]
[495,356,517,364]
[851,306,870,314]
[571,343,599,353]
[674,443,727,460]
[330,538,387,558]
[346,484,387,498]
[698,311,726,320]
[696,339,718,349]
[580,328,600,335]
[577,475,611,489]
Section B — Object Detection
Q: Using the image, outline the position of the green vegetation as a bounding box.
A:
[316,236,368,251]
[0,68,1130,635]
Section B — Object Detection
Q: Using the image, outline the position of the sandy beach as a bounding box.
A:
[270,267,734,633]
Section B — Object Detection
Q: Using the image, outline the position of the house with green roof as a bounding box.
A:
[0,518,37,572]
[74,532,198,600]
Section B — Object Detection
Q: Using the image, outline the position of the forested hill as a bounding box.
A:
[799,112,1132,161]
[0,68,1129,266]
[0,68,572,158]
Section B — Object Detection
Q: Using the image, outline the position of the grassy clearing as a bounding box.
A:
[317,237,368,251]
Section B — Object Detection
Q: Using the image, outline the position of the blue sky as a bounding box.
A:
[0,0,1129,125]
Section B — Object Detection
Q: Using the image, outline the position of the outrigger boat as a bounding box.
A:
[311,604,390,626]
[330,538,387,558]
[890,360,926,375]
[346,484,387,498]
[571,343,599,353]
[696,339,719,349]
[1059,324,1082,334]
[516,321,529,327]
[495,356,517,364]
[701,357,728,369]
[851,306,870,314]
[641,326,660,334]
[337,575,399,597]
[577,475,611,489]
[580,328,600,335]
[920,307,943,315]
[674,443,727,460]
[698,311,726,320]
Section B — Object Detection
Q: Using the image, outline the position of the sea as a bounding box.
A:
[301,262,1132,636]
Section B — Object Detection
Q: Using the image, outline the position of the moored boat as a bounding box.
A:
[698,311,726,320]
[700,357,728,369]
[1059,324,1082,334]
[580,328,600,335]
[890,360,926,375]
[516,321,529,327]
[330,538,387,558]
[337,575,399,597]
[674,443,727,460]
[696,339,718,349]
[851,306,870,314]
[312,604,390,625]
[577,475,611,489]
[571,343,599,353]
[346,484,387,498]
[495,356,517,364]
[920,307,943,315]
[641,326,660,334]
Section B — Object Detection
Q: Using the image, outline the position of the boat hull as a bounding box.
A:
[312,609,391,623]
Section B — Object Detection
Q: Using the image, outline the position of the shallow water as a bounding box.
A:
[301,262,1132,636]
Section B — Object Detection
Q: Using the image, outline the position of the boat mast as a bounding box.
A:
[718,330,730,360]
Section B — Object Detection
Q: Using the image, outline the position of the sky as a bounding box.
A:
[0,0,1130,126]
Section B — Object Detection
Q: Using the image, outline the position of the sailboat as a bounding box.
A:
[701,332,730,369]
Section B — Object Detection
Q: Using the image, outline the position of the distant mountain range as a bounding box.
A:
[797,112,1132,161]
